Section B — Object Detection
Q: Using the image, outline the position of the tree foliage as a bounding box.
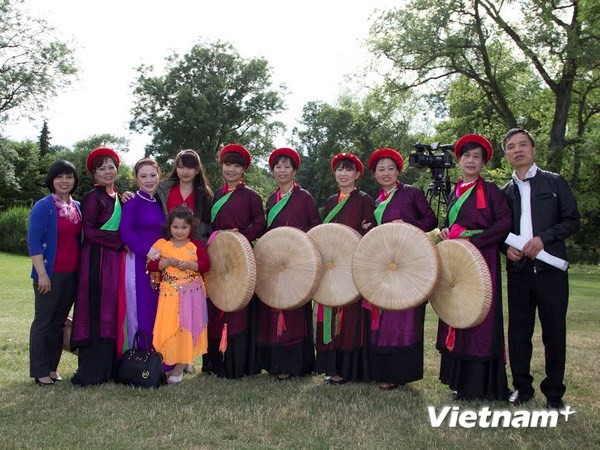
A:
[0,0,77,122]
[293,90,423,208]
[38,120,50,157]
[0,138,44,208]
[0,132,131,211]
[130,40,285,185]
[53,134,132,198]
[368,0,600,173]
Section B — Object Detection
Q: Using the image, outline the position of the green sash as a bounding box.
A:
[211,190,234,223]
[448,184,474,227]
[100,195,121,231]
[322,306,333,345]
[323,195,350,225]
[321,194,351,344]
[373,189,397,225]
[448,185,483,237]
[267,190,293,228]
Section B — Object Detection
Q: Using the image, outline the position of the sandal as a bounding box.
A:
[35,377,55,387]
[323,377,346,386]
[167,374,183,384]
[50,373,64,382]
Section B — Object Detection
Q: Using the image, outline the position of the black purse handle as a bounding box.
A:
[132,329,157,353]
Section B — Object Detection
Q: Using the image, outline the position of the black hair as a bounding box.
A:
[165,205,197,239]
[270,155,297,170]
[45,160,79,194]
[458,141,488,163]
[334,158,357,172]
[221,151,247,168]
[502,128,536,152]
[169,149,213,194]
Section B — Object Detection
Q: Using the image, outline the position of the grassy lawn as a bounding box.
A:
[0,252,598,448]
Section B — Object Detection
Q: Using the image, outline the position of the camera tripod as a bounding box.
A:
[425,168,453,227]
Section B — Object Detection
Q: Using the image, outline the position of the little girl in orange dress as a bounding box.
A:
[149,206,210,384]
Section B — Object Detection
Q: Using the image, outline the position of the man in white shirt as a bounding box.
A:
[502,128,580,410]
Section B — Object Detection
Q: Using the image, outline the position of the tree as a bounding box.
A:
[62,134,132,198]
[130,40,285,185]
[0,137,44,208]
[293,90,419,208]
[0,0,77,122]
[368,0,600,173]
[38,120,50,157]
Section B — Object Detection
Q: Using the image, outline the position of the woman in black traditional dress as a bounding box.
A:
[203,144,265,378]
[436,134,512,400]
[255,147,320,379]
[315,152,375,384]
[366,148,437,390]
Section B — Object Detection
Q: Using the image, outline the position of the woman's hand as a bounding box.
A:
[438,228,449,240]
[121,191,135,203]
[37,273,51,294]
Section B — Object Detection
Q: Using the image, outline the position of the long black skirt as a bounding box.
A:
[315,312,370,382]
[71,245,116,386]
[369,342,423,385]
[255,337,315,377]
[71,340,115,386]
[202,297,259,378]
[315,347,370,382]
[203,332,250,379]
[439,351,509,401]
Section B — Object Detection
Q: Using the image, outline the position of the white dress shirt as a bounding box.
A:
[512,163,538,240]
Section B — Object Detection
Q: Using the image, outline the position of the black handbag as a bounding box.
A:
[115,330,166,388]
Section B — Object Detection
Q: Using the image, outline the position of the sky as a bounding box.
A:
[4,0,399,164]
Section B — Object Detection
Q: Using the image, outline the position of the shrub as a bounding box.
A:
[0,206,30,255]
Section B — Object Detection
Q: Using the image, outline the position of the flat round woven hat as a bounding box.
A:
[429,239,492,329]
[204,231,257,312]
[254,226,322,310]
[352,222,439,310]
[307,223,362,307]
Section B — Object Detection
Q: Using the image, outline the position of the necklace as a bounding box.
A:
[136,190,157,202]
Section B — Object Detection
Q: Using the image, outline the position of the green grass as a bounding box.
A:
[1,253,599,449]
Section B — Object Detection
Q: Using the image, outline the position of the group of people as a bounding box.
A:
[27,128,579,409]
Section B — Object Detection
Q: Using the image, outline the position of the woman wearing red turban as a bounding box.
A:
[436,134,512,400]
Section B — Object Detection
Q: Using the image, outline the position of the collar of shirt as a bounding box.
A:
[512,163,539,183]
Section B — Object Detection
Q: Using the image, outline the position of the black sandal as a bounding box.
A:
[35,378,55,386]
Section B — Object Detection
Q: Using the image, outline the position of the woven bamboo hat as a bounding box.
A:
[352,222,439,310]
[307,223,362,307]
[254,226,322,310]
[429,239,492,328]
[204,231,257,312]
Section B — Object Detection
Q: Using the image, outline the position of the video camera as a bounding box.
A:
[408,142,455,172]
